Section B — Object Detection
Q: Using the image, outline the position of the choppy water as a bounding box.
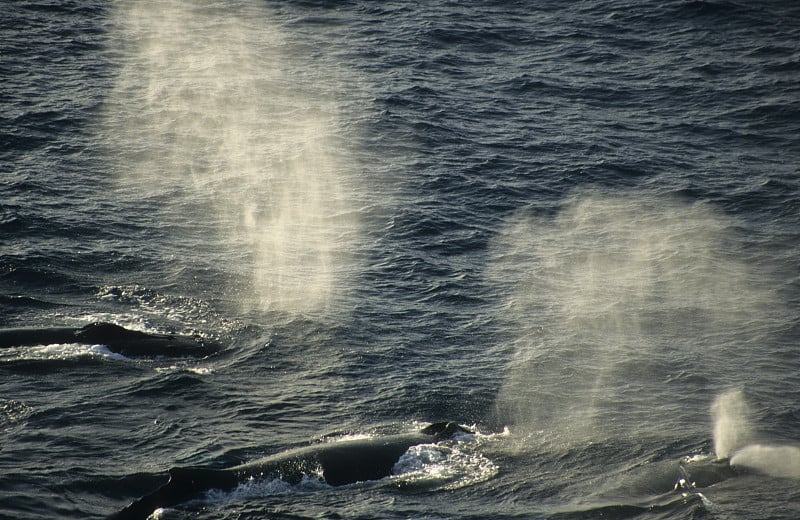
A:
[2,1,799,518]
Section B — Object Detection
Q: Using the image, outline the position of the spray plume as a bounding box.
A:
[713,390,800,478]
[103,0,361,315]
[489,193,778,442]
[711,389,752,460]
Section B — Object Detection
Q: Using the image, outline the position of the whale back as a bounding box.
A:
[76,322,131,343]
[76,322,220,357]
[316,436,422,485]
[420,421,471,439]
[0,327,77,348]
[0,322,219,358]
[109,467,236,520]
[109,422,469,519]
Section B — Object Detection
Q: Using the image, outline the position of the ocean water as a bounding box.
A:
[2,0,799,518]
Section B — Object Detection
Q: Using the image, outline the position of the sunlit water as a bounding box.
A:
[2,0,799,518]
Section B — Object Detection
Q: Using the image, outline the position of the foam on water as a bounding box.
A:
[0,342,128,362]
[0,399,34,435]
[392,441,498,490]
[205,474,326,504]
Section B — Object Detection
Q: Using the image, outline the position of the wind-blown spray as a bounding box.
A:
[489,193,780,442]
[711,389,752,460]
[712,390,800,478]
[103,0,361,315]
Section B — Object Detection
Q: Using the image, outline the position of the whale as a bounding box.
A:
[109,422,472,520]
[548,455,745,519]
[625,455,741,495]
[565,454,743,516]
[0,322,219,358]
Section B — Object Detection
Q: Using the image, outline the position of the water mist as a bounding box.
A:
[713,390,800,478]
[711,389,752,460]
[103,1,362,315]
[488,193,780,443]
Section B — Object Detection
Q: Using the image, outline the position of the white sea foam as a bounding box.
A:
[0,342,128,362]
[0,399,34,434]
[392,439,498,490]
[205,474,321,504]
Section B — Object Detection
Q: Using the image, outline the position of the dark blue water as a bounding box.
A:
[2,1,799,518]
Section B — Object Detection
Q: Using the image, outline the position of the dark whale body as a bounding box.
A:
[0,322,219,358]
[110,422,471,520]
[558,455,744,518]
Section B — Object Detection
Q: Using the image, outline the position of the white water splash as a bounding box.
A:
[0,343,128,362]
[392,442,498,490]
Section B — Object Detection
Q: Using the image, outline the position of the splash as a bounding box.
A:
[392,440,499,490]
[103,1,361,315]
[489,192,779,441]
